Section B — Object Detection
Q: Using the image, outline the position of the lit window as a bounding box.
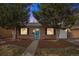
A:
[20,28,27,35]
[47,28,54,35]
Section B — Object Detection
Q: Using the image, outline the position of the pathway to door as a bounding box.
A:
[22,40,39,56]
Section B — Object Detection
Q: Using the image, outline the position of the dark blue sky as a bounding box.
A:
[31,3,40,12]
[72,3,79,10]
[31,3,79,12]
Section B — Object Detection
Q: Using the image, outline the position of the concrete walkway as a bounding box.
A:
[67,39,79,46]
[22,40,39,56]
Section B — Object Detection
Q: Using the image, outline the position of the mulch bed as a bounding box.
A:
[38,40,79,48]
[35,40,79,56]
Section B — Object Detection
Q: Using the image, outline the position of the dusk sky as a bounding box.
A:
[31,3,79,12]
[31,3,40,12]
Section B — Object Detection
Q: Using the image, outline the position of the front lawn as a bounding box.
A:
[0,44,25,56]
[35,47,79,56]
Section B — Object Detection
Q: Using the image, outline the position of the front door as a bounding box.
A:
[34,28,40,40]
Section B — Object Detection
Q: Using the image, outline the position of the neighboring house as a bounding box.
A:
[69,20,79,39]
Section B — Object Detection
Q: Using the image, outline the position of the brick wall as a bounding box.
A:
[70,29,79,39]
[17,27,56,40]
[0,27,12,39]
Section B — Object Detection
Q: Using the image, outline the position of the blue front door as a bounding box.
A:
[34,28,40,40]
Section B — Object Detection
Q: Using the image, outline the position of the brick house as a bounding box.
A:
[16,10,56,40]
[0,19,79,40]
[16,10,57,40]
[0,10,57,40]
[69,20,79,39]
[0,11,78,40]
[16,22,56,40]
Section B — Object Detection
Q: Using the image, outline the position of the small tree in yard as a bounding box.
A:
[0,4,29,40]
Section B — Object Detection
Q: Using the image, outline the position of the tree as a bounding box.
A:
[0,3,30,40]
[34,3,79,29]
[0,3,30,29]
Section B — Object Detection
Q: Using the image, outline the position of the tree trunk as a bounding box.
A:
[56,29,60,39]
[11,29,16,41]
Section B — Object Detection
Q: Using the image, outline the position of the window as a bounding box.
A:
[47,28,54,35]
[20,28,28,35]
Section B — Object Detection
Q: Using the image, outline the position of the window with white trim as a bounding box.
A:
[20,28,28,35]
[47,28,54,35]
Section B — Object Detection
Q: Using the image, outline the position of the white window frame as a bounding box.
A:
[20,28,28,35]
[47,28,54,35]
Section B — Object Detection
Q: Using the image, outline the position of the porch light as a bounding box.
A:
[33,29,35,33]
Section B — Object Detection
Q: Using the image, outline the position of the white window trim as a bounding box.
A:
[20,28,28,35]
[47,28,54,35]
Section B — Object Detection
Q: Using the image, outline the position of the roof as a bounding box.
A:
[26,23,42,27]
[26,11,42,27]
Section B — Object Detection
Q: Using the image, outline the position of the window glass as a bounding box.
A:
[47,28,54,35]
[20,28,27,35]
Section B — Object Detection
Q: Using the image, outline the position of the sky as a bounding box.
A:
[72,3,79,10]
[29,3,79,23]
[31,3,40,12]
[28,3,40,23]
[31,3,79,12]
